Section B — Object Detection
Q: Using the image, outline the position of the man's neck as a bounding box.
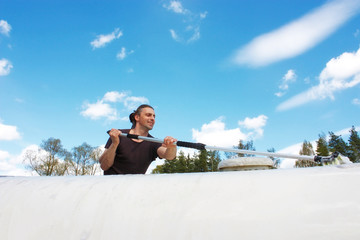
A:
[130,126,149,137]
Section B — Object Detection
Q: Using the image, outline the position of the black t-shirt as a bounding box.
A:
[104,129,162,175]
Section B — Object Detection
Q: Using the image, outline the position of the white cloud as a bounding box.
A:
[163,1,187,14]
[275,92,285,97]
[277,47,360,111]
[0,58,13,76]
[81,91,149,121]
[81,101,118,121]
[0,122,21,141]
[275,69,297,97]
[281,70,297,90]
[354,29,360,37]
[103,91,127,102]
[0,150,10,161]
[230,0,360,67]
[170,29,181,42]
[187,27,200,43]
[334,125,360,136]
[124,96,150,110]
[90,28,123,49]
[352,98,360,105]
[0,145,41,176]
[192,115,268,148]
[116,47,133,61]
[238,115,268,139]
[200,11,208,19]
[163,1,206,44]
[0,20,11,36]
[116,47,127,60]
[192,117,247,148]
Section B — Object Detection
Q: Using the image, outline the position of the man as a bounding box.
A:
[99,104,177,174]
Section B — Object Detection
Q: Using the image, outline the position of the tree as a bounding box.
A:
[237,140,256,157]
[296,140,317,168]
[152,149,221,174]
[328,132,348,156]
[348,126,360,163]
[23,138,71,176]
[207,151,221,172]
[69,143,99,175]
[267,147,281,168]
[178,151,196,173]
[299,140,315,156]
[226,140,256,158]
[154,151,194,174]
[88,147,103,175]
[154,157,177,174]
[193,150,209,172]
[316,133,329,156]
[151,164,164,174]
[23,138,101,176]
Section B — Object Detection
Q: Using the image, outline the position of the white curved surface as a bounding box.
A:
[1,164,360,240]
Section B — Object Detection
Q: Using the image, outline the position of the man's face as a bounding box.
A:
[136,107,155,130]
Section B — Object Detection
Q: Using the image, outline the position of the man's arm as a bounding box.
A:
[157,136,177,160]
[99,129,121,171]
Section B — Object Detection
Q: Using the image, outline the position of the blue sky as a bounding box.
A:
[1,0,360,175]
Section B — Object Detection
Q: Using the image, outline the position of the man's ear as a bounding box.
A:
[134,114,140,121]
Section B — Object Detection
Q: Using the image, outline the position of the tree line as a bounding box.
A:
[152,150,222,174]
[296,126,360,167]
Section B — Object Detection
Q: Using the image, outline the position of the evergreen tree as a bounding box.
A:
[175,151,188,173]
[152,150,221,174]
[237,140,256,157]
[316,133,329,156]
[159,158,177,173]
[207,151,221,172]
[348,126,360,163]
[152,151,195,174]
[328,132,348,156]
[194,150,209,172]
[151,164,164,174]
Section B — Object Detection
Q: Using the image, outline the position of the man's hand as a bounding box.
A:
[99,129,121,171]
[158,136,177,160]
[108,128,122,146]
[162,136,177,148]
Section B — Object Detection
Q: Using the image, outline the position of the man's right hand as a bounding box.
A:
[108,128,122,146]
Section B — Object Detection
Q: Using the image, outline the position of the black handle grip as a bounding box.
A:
[126,133,139,139]
[176,141,206,150]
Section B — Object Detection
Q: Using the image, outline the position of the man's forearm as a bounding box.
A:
[99,144,117,170]
[163,147,177,160]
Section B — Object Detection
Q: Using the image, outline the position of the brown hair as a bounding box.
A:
[129,104,154,129]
